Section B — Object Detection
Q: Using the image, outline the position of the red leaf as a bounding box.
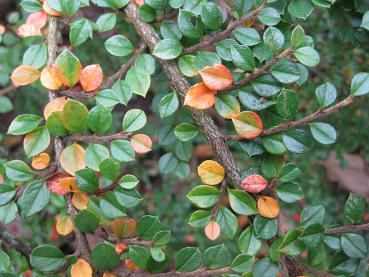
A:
[241,174,268,193]
[26,11,48,30]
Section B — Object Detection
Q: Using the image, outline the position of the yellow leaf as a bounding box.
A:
[11,65,40,86]
[71,259,92,277]
[197,160,225,185]
[60,144,86,176]
[231,111,263,139]
[56,215,74,236]
[72,192,89,211]
[41,65,63,91]
[44,96,68,119]
[257,196,280,219]
[31,152,51,170]
[205,220,220,241]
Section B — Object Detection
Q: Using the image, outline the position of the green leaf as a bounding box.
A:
[341,233,368,258]
[4,160,33,182]
[254,216,278,239]
[46,112,68,136]
[251,74,282,97]
[19,181,50,218]
[261,155,284,178]
[129,245,151,269]
[188,210,211,228]
[153,230,171,246]
[88,105,112,134]
[70,18,92,47]
[24,126,50,157]
[139,4,156,23]
[91,0,128,8]
[91,242,120,271]
[85,143,110,171]
[294,47,320,67]
[275,89,299,119]
[263,27,284,52]
[30,245,66,272]
[99,192,127,220]
[258,7,281,26]
[160,21,182,40]
[275,182,304,203]
[112,79,133,105]
[159,92,179,118]
[0,250,10,271]
[215,94,240,119]
[344,193,366,224]
[0,185,16,206]
[234,27,261,46]
[125,67,151,97]
[239,90,275,111]
[279,163,301,183]
[187,185,220,208]
[55,49,82,87]
[231,254,254,273]
[351,72,369,96]
[315,82,337,107]
[231,44,255,71]
[216,39,237,61]
[200,3,222,30]
[288,0,314,19]
[111,140,135,162]
[21,0,42,12]
[62,99,88,133]
[153,39,183,60]
[300,205,325,227]
[0,96,13,114]
[119,174,139,189]
[238,226,261,255]
[137,215,164,240]
[282,129,310,154]
[151,247,165,262]
[123,109,147,132]
[361,11,369,31]
[174,123,199,141]
[262,134,286,155]
[252,257,280,277]
[99,158,120,180]
[48,0,80,15]
[23,44,47,69]
[159,153,178,174]
[75,168,99,192]
[227,189,257,215]
[271,62,300,84]
[105,35,133,57]
[291,25,305,48]
[204,244,231,269]
[0,201,18,224]
[135,54,156,75]
[178,10,204,39]
[329,251,360,275]
[7,114,42,135]
[146,0,166,9]
[74,210,100,233]
[309,122,337,145]
[216,206,237,239]
[97,13,117,32]
[175,247,202,272]
[299,223,325,248]
[178,55,197,77]
[277,229,304,256]
[115,188,143,208]
[195,51,221,70]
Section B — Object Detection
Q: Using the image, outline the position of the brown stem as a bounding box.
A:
[211,181,226,217]
[325,222,369,235]
[0,85,16,96]
[138,267,232,277]
[68,132,132,143]
[0,224,31,261]
[107,236,153,247]
[124,2,243,188]
[222,47,294,92]
[226,95,354,140]
[183,4,266,54]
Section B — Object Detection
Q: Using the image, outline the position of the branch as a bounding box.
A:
[137,267,232,277]
[285,257,334,277]
[221,47,294,92]
[124,2,243,188]
[226,95,354,140]
[107,236,153,247]
[325,222,369,235]
[0,85,16,96]
[183,4,266,54]
[0,224,31,261]
[68,132,131,143]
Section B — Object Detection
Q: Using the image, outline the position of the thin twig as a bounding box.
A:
[107,236,153,247]
[0,85,16,96]
[69,132,132,143]
[325,222,369,235]
[137,267,232,277]
[183,4,266,54]
[0,224,31,261]
[226,95,354,140]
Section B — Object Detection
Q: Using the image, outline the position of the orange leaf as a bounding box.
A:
[72,192,89,210]
[43,1,61,16]
[130,134,152,154]
[11,66,40,86]
[71,259,92,277]
[0,24,5,35]
[46,172,71,195]
[115,243,128,255]
[44,96,68,119]
[80,64,104,92]
[60,144,86,176]
[31,152,50,170]
[205,220,220,241]
[0,174,4,184]
[111,218,137,239]
[103,273,118,277]
[257,196,280,219]
[134,0,145,6]
[56,215,74,236]
[197,160,225,185]
[243,18,255,27]
[241,174,267,193]
[198,64,234,90]
[59,177,79,193]
[125,259,138,271]
[26,11,48,30]
[17,24,42,38]
[231,111,263,139]
[41,65,63,91]
[184,82,216,110]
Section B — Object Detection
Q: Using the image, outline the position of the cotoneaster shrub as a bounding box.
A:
[0,0,369,276]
